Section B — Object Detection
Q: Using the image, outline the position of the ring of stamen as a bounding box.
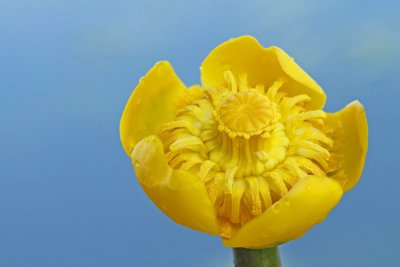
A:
[156,71,335,239]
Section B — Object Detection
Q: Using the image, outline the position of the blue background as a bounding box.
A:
[1,1,399,266]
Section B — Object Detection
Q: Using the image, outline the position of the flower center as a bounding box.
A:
[156,71,337,238]
[215,92,275,139]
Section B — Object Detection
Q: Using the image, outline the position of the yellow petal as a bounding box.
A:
[326,101,368,191]
[222,175,343,248]
[131,135,219,235]
[120,61,186,155]
[201,36,326,109]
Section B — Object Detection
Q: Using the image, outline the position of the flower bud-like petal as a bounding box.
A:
[222,175,343,248]
[131,135,219,235]
[120,61,186,155]
[325,101,368,191]
[201,36,326,110]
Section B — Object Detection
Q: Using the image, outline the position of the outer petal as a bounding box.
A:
[131,135,219,235]
[326,101,368,191]
[201,36,326,109]
[120,61,186,155]
[223,176,343,248]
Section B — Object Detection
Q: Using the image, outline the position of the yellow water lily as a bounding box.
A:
[120,36,368,248]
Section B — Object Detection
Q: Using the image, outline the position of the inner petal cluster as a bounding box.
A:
[157,71,339,238]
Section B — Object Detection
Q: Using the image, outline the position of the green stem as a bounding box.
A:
[233,247,281,267]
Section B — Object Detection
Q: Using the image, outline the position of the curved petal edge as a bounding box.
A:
[131,135,219,235]
[222,175,343,248]
[200,35,326,109]
[120,61,186,156]
[326,101,368,191]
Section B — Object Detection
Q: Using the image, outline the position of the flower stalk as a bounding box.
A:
[234,247,281,267]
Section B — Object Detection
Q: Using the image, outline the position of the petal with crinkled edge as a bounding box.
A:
[326,101,368,191]
[222,175,343,248]
[120,61,186,155]
[201,36,326,109]
[131,135,219,235]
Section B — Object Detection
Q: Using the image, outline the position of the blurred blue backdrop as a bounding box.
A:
[1,0,399,266]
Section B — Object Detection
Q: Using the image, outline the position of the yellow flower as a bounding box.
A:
[120,36,368,248]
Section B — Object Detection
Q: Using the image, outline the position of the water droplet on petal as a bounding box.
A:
[138,125,146,132]
[156,65,166,76]
[133,160,140,168]
[222,63,231,70]
[272,203,280,213]
[136,98,142,104]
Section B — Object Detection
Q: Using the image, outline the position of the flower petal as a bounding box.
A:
[326,101,368,191]
[131,135,219,235]
[120,61,186,155]
[222,175,343,248]
[201,36,326,109]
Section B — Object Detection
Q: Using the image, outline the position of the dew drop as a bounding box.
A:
[272,203,280,213]
[138,125,146,132]
[156,65,166,76]
[222,63,231,70]
[133,160,140,168]
[136,98,142,105]
[284,199,291,207]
